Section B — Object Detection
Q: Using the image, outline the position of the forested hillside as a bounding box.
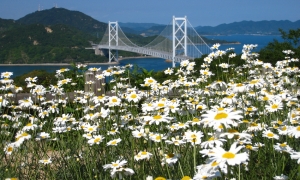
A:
[17,7,107,36]
[0,8,152,64]
[0,23,106,64]
[0,18,21,32]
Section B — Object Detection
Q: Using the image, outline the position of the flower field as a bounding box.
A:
[1,44,300,180]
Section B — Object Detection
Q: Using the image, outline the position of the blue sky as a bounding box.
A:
[1,0,299,26]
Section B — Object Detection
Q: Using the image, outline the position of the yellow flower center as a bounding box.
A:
[242,120,249,123]
[98,96,104,99]
[21,132,29,137]
[217,107,224,111]
[246,145,253,150]
[153,115,162,120]
[214,112,228,120]
[197,106,203,110]
[222,152,235,159]
[181,176,192,180]
[267,132,274,137]
[191,134,197,139]
[155,177,166,180]
[250,80,258,84]
[112,163,118,167]
[280,143,287,147]
[131,94,137,98]
[155,135,161,141]
[94,138,101,143]
[141,151,148,155]
[7,146,13,152]
[262,96,269,101]
[271,104,278,109]
[228,129,238,133]
[247,107,253,111]
[192,118,200,122]
[110,140,117,145]
[208,136,215,141]
[250,123,258,127]
[227,95,234,99]
[178,123,185,127]
[211,161,218,167]
[158,103,164,107]
[166,153,174,159]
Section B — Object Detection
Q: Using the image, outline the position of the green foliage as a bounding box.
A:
[0,24,107,64]
[259,28,300,65]
[12,63,88,93]
[57,62,88,92]
[13,70,56,92]
[279,28,300,46]
[258,40,295,63]
[124,65,151,89]
[0,18,22,32]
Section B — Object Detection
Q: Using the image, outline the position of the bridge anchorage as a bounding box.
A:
[88,16,212,67]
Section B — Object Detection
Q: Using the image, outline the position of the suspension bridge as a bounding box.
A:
[88,16,212,67]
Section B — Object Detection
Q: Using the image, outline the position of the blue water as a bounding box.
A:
[205,34,283,53]
[0,35,284,78]
[0,58,171,78]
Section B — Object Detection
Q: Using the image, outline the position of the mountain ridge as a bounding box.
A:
[120,20,300,36]
[1,7,299,36]
[16,7,107,36]
[195,20,300,35]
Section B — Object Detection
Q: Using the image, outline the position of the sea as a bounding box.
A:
[0,34,283,78]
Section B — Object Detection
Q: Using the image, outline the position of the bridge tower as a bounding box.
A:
[172,16,187,67]
[108,21,119,63]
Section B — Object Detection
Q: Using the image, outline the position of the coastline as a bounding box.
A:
[0,56,160,66]
[0,62,119,66]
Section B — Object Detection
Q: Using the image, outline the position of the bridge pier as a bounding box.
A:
[95,48,104,55]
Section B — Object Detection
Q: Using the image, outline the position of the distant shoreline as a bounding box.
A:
[0,56,162,66]
[0,62,117,66]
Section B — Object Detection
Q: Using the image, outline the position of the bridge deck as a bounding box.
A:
[91,44,193,62]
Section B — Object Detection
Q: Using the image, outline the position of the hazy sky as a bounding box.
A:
[1,0,299,26]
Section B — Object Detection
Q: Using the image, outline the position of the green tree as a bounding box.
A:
[279,28,300,46]
[259,28,300,65]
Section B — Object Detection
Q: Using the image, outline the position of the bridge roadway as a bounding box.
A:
[91,44,193,62]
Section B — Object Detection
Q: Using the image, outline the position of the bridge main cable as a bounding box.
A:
[90,16,212,66]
